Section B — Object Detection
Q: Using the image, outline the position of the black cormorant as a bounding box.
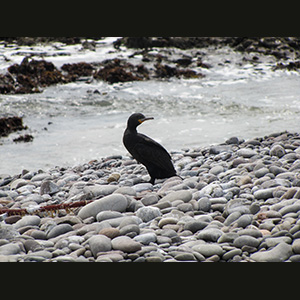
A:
[123,113,177,184]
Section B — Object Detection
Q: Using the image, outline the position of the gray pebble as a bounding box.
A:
[111,236,142,253]
[222,248,242,261]
[270,144,286,158]
[233,214,253,228]
[14,215,41,229]
[237,148,257,158]
[141,193,159,206]
[198,197,211,212]
[96,211,123,222]
[250,242,292,262]
[184,220,208,233]
[136,206,161,222]
[159,190,192,203]
[0,224,20,240]
[88,235,112,257]
[233,235,260,248]
[78,193,128,219]
[192,243,224,257]
[119,224,140,236]
[253,188,275,200]
[47,224,73,239]
[174,252,196,261]
[133,232,157,245]
[197,228,223,242]
[0,243,21,255]
[83,184,118,198]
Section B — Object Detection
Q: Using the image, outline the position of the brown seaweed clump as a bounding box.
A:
[0,116,26,137]
[7,57,68,94]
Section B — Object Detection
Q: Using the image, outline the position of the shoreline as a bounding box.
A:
[1,130,300,262]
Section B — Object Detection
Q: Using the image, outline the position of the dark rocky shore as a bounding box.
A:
[1,37,300,95]
[1,131,300,262]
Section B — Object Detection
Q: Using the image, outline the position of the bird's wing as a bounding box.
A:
[133,133,175,172]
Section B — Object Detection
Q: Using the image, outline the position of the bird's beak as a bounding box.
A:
[138,117,154,124]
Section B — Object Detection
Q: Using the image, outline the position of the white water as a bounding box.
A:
[1,38,300,175]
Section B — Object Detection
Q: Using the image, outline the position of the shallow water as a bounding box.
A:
[1,38,300,175]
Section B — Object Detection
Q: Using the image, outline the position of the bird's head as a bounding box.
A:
[127,113,154,130]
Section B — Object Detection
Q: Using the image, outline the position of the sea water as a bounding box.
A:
[0,38,299,175]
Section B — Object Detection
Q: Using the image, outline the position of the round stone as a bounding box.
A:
[136,206,161,223]
[111,236,142,253]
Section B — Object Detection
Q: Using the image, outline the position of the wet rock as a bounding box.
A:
[13,134,34,143]
[61,62,95,78]
[6,57,69,94]
[0,116,27,137]
[93,59,143,84]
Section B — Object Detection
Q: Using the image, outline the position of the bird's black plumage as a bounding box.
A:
[123,113,177,184]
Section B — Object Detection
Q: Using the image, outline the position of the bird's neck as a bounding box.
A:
[126,126,137,134]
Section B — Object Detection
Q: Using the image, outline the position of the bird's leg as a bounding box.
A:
[149,177,155,185]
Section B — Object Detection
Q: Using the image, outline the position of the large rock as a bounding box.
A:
[250,242,292,262]
[78,193,128,219]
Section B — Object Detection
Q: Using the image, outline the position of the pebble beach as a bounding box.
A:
[1,130,300,262]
